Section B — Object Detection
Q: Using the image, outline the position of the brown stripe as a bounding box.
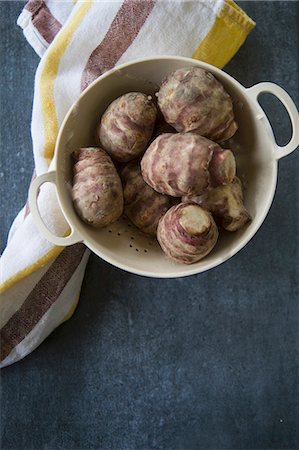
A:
[0,244,86,362]
[26,0,62,44]
[25,0,43,14]
[81,0,156,91]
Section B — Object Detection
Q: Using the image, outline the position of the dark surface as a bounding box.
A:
[1,2,299,449]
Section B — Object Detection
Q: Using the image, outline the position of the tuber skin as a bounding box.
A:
[141,132,236,197]
[98,92,157,163]
[157,203,219,264]
[157,67,238,142]
[121,161,173,236]
[182,177,251,231]
[72,147,123,227]
[209,148,236,187]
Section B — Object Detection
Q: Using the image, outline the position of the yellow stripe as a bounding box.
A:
[0,226,71,294]
[62,289,81,322]
[192,0,255,68]
[1,4,93,294]
[0,245,64,294]
[40,1,93,161]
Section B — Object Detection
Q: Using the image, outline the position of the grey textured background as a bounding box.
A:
[1,2,299,449]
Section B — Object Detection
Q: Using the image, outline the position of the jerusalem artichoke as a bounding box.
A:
[98,92,157,162]
[157,67,237,142]
[72,147,123,227]
[121,161,173,236]
[141,132,236,197]
[157,203,219,264]
[183,177,251,231]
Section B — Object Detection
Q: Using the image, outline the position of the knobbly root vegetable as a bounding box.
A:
[121,161,173,236]
[209,148,236,187]
[157,203,219,264]
[183,178,251,231]
[141,132,236,197]
[157,67,238,142]
[98,92,157,162]
[72,147,123,227]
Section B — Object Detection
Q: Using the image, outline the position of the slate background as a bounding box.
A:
[0,2,298,449]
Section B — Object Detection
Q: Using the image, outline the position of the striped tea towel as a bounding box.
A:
[0,0,255,368]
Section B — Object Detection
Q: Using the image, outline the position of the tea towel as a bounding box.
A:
[0,0,255,368]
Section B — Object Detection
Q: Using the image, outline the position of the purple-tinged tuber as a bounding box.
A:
[98,92,157,162]
[72,147,123,227]
[157,67,238,142]
[209,148,236,187]
[157,203,218,264]
[141,132,236,197]
[121,161,173,236]
[183,177,251,231]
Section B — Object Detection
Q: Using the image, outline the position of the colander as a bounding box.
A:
[29,56,299,278]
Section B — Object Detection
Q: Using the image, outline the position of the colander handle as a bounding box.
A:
[246,82,299,160]
[29,171,82,246]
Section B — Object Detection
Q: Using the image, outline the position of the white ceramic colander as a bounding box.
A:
[29,56,299,278]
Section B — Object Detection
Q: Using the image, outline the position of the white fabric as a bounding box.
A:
[1,0,227,367]
[0,250,89,368]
